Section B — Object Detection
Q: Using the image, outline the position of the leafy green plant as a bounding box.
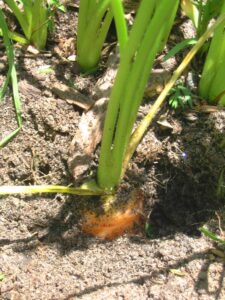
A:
[181,1,225,105]
[194,0,224,37]
[122,11,225,175]
[76,0,128,72]
[169,82,193,109]
[97,0,179,190]
[181,0,224,37]
[46,0,66,32]
[0,8,22,148]
[4,0,49,49]
[48,0,66,12]
[199,0,225,106]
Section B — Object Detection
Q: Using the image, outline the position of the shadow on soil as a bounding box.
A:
[61,250,225,300]
[147,112,225,238]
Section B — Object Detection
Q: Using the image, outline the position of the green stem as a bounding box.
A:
[111,0,128,54]
[111,0,179,186]
[30,0,48,50]
[77,0,112,71]
[97,0,179,189]
[77,0,128,72]
[89,9,113,70]
[97,0,157,188]
[199,1,225,104]
[77,0,89,41]
[0,185,111,196]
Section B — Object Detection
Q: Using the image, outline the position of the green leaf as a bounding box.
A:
[0,9,22,147]
[5,0,30,39]
[168,83,193,110]
[0,29,28,44]
[163,38,197,61]
[5,0,48,49]
[30,0,48,49]
[48,0,66,12]
[200,227,225,245]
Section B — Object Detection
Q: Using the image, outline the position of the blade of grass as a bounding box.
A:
[163,38,197,62]
[200,227,225,245]
[0,29,28,45]
[0,184,112,196]
[11,61,22,128]
[0,9,22,148]
[181,0,199,28]
[0,9,13,99]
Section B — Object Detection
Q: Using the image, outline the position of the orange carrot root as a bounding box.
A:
[82,189,144,240]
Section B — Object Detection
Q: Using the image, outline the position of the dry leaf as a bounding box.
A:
[170,269,186,277]
[211,248,225,259]
[68,98,108,180]
[157,118,174,130]
[52,82,94,110]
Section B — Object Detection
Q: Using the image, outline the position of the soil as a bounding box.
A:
[0,5,225,300]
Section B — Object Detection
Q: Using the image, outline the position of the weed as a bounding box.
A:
[169,82,193,109]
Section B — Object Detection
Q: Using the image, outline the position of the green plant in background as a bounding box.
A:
[181,0,199,28]
[4,0,49,49]
[48,0,66,12]
[181,0,224,37]
[169,81,193,109]
[200,226,225,246]
[199,0,225,106]
[76,0,128,72]
[122,10,225,177]
[0,9,22,148]
[97,0,179,190]
[194,0,224,37]
[46,0,66,33]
